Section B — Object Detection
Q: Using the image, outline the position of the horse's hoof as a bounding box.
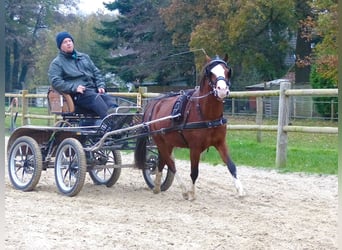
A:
[188,191,196,201]
[234,179,245,197]
[153,188,161,194]
[237,188,246,197]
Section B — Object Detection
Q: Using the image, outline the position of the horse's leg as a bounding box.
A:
[153,154,168,194]
[153,145,188,197]
[164,153,190,199]
[158,148,189,199]
[152,139,170,194]
[174,172,189,200]
[185,149,201,201]
[153,158,163,194]
[216,144,245,196]
[227,157,245,196]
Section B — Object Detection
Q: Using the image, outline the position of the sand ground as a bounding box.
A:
[4,138,338,249]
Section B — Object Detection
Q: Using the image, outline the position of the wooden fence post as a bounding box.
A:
[276,82,291,168]
[256,96,263,142]
[138,87,147,107]
[21,90,29,126]
[331,99,334,121]
[231,98,235,116]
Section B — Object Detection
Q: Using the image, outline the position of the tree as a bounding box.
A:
[293,0,313,84]
[307,0,337,118]
[162,0,297,89]
[96,0,196,86]
[295,0,337,86]
[5,0,78,92]
[310,65,337,118]
[32,13,109,89]
[310,0,337,86]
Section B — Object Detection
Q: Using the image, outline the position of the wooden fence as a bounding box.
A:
[4,83,338,168]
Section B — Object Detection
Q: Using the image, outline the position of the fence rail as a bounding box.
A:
[5,84,338,168]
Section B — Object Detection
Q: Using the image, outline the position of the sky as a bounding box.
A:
[77,0,112,15]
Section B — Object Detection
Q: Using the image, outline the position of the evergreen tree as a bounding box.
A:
[96,0,196,86]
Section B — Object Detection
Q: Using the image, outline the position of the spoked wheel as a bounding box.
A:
[89,149,122,187]
[142,143,174,192]
[54,138,86,197]
[53,120,72,127]
[8,136,43,191]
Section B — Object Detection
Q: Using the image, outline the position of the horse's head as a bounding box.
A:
[204,55,232,100]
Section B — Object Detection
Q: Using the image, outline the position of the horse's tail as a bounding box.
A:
[135,98,158,169]
[134,133,147,169]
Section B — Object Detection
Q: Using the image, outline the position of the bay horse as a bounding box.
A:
[135,55,245,200]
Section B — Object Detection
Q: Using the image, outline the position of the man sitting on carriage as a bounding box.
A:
[48,31,117,119]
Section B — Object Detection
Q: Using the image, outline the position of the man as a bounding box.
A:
[48,31,117,119]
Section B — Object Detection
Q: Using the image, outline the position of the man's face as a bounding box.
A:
[60,38,74,53]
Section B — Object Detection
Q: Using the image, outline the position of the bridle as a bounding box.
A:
[205,59,231,100]
[206,59,231,86]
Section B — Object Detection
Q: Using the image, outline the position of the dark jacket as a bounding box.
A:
[48,50,105,94]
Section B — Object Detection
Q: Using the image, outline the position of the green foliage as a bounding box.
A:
[307,0,337,85]
[32,14,111,89]
[96,0,196,86]
[6,0,337,95]
[310,65,338,118]
[233,67,263,90]
[5,0,79,92]
[163,0,296,87]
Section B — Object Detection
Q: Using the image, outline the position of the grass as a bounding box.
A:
[5,106,52,134]
[174,117,338,175]
[5,108,338,175]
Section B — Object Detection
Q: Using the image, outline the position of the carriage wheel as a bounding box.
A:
[54,138,87,197]
[142,145,174,191]
[8,136,43,191]
[54,120,72,127]
[89,149,122,187]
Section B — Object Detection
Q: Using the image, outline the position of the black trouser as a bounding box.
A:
[74,88,117,118]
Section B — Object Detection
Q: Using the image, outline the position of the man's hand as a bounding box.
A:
[76,85,86,94]
[98,87,105,94]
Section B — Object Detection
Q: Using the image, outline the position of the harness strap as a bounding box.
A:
[182,117,227,129]
[148,116,227,136]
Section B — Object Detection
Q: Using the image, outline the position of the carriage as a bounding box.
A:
[7,55,244,199]
[7,89,176,197]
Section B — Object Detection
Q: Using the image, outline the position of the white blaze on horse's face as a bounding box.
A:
[211,64,229,99]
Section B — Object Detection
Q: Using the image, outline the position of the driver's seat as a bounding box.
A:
[47,87,100,126]
[47,87,75,115]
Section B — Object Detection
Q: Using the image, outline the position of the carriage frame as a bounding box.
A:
[6,90,177,196]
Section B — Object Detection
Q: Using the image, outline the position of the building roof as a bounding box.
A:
[245,79,292,90]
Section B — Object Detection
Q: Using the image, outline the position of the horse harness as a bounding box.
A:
[144,58,229,145]
[145,89,227,147]
[205,58,232,96]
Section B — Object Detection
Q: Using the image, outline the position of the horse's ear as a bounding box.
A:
[205,54,211,63]
[223,54,229,63]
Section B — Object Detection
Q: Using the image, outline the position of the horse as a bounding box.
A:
[135,55,245,200]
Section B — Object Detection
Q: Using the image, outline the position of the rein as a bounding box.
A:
[189,90,213,100]
[181,116,227,129]
[144,116,227,138]
[190,90,226,103]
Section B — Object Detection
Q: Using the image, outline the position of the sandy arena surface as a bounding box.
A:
[4,138,338,250]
